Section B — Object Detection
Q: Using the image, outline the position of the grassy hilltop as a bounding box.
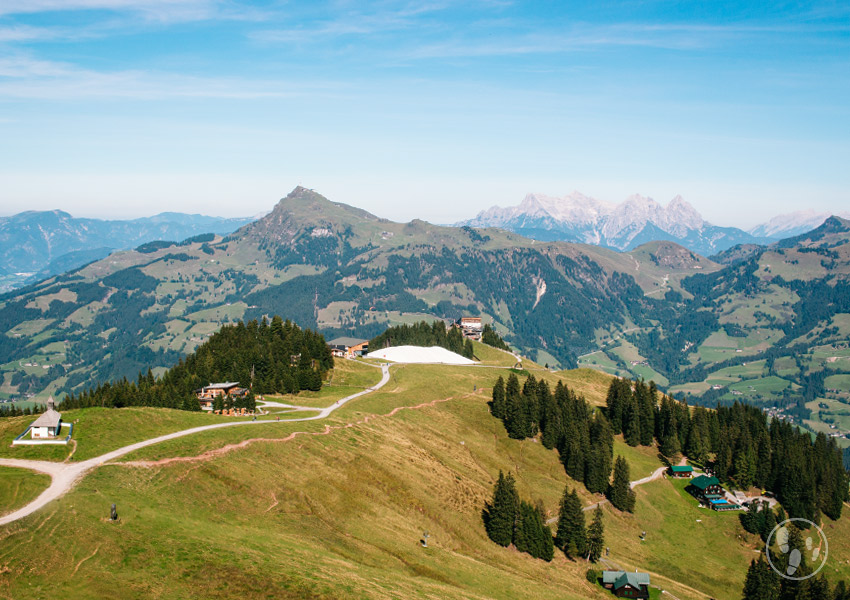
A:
[4,344,850,599]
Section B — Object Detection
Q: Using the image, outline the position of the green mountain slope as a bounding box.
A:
[3,358,850,599]
[0,187,717,403]
[585,216,850,439]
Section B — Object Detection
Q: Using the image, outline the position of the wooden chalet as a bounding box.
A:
[601,571,650,599]
[196,382,247,410]
[687,474,740,511]
[328,337,369,358]
[669,465,694,478]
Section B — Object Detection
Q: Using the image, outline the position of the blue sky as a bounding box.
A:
[0,1,847,227]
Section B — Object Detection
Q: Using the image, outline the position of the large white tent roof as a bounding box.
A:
[366,345,475,365]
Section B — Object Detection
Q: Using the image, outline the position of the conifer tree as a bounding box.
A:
[505,390,529,440]
[555,487,586,557]
[540,384,561,450]
[512,500,533,555]
[586,506,605,563]
[514,501,554,561]
[608,455,636,512]
[761,506,777,543]
[484,471,518,547]
[491,376,506,419]
[742,557,780,600]
[624,399,641,447]
[605,378,628,435]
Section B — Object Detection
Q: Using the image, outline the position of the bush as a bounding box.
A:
[586,568,599,584]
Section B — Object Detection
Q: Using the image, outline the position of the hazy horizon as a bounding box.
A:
[1,186,847,232]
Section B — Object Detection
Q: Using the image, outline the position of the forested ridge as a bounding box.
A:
[59,316,333,412]
[606,376,848,521]
[491,372,847,522]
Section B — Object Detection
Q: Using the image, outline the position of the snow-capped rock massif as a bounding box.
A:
[458,192,825,256]
[748,209,850,239]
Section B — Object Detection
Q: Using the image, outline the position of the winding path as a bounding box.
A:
[0,364,390,526]
[546,465,671,523]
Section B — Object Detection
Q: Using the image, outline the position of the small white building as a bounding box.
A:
[30,397,62,439]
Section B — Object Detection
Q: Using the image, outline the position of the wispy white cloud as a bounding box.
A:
[0,56,340,100]
[0,0,271,24]
[403,20,850,59]
[0,25,62,42]
[250,1,450,43]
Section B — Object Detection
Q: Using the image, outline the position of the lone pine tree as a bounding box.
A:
[586,505,605,563]
[555,486,586,557]
[484,471,518,547]
[491,376,506,420]
[607,455,636,512]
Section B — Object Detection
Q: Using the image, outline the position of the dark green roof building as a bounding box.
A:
[690,475,720,490]
[602,571,651,599]
[670,465,694,477]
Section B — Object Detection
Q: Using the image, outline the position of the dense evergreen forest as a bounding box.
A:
[368,320,503,359]
[490,372,847,524]
[605,376,848,521]
[59,316,333,412]
[490,374,615,495]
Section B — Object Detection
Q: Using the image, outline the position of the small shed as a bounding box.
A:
[602,570,651,599]
[670,465,694,478]
[30,397,62,439]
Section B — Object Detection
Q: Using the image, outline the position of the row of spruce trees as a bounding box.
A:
[606,377,849,522]
[0,403,48,418]
[369,320,475,358]
[369,320,510,359]
[60,316,333,412]
[491,374,620,499]
[484,472,607,563]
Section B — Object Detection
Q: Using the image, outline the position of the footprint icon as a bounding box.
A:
[777,527,790,553]
[787,549,802,576]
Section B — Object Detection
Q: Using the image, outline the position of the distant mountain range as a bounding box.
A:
[458,192,848,256]
[2,186,849,438]
[0,210,258,291]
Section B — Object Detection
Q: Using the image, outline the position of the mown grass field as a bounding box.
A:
[3,361,850,599]
[0,406,314,463]
[264,359,384,409]
[0,466,50,517]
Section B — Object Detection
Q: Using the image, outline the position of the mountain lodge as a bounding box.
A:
[455,316,483,340]
[196,382,247,410]
[328,337,369,358]
[687,474,740,511]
